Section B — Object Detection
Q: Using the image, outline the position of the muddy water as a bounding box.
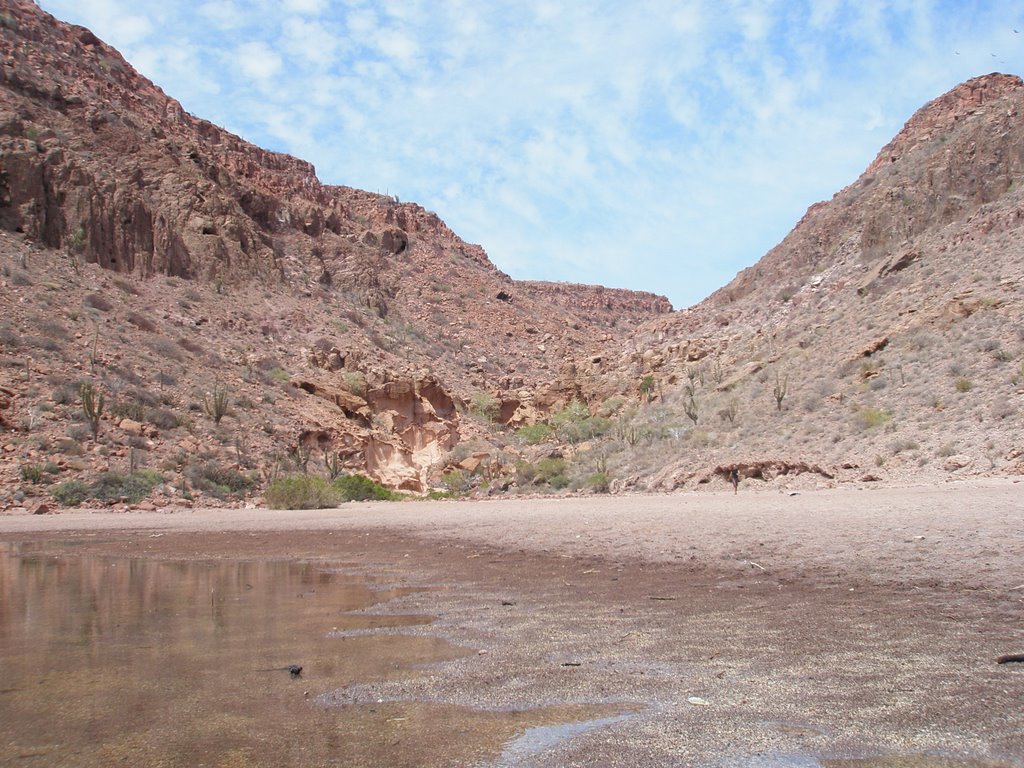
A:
[0,543,618,767]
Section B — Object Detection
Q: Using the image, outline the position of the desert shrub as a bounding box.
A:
[203,383,231,424]
[469,391,500,422]
[111,398,147,422]
[954,377,972,393]
[9,270,32,286]
[51,382,79,404]
[20,462,59,484]
[113,278,141,296]
[145,336,186,362]
[50,480,89,506]
[440,469,473,495]
[550,399,610,444]
[89,470,163,503]
[341,371,366,394]
[268,367,290,382]
[0,325,23,348]
[516,423,552,444]
[989,398,1016,421]
[148,407,183,430]
[551,399,589,442]
[891,439,920,454]
[585,472,610,493]
[35,320,69,340]
[532,457,569,489]
[186,461,252,498]
[855,407,891,430]
[265,475,338,509]
[107,366,143,388]
[51,438,85,456]
[65,424,91,441]
[126,311,158,332]
[84,293,113,312]
[176,337,205,356]
[23,335,61,352]
[334,474,401,501]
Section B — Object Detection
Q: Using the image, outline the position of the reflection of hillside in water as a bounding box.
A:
[0,543,466,766]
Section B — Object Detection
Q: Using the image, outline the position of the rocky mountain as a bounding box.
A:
[1,0,1022,510]
[564,73,1024,491]
[0,0,669,503]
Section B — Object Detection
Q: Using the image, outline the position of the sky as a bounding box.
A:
[36,1,1024,309]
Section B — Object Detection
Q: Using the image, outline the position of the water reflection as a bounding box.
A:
[0,543,464,766]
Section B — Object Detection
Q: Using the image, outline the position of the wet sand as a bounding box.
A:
[2,480,1023,766]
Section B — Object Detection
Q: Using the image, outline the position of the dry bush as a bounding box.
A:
[127,311,158,333]
[84,293,113,311]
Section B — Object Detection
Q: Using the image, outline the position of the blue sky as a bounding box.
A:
[37,1,1024,308]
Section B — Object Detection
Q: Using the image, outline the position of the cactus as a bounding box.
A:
[80,381,104,440]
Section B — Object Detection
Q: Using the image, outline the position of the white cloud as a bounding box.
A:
[282,0,326,14]
[281,18,340,66]
[234,41,283,80]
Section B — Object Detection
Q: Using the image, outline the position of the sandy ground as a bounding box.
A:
[3,479,1023,766]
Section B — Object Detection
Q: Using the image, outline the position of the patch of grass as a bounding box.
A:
[954,377,972,393]
[855,406,891,430]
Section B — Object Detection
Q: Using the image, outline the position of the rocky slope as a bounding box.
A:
[0,0,669,503]
[562,73,1024,491]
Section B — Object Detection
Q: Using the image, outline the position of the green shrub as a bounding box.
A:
[266,475,338,509]
[469,391,500,423]
[334,474,401,501]
[439,469,472,495]
[516,457,570,489]
[90,470,163,503]
[51,480,89,506]
[954,377,972,393]
[186,461,252,498]
[585,472,610,493]
[550,399,610,443]
[548,473,571,490]
[855,407,891,430]
[516,423,552,445]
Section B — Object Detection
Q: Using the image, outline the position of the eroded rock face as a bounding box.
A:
[292,374,459,492]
